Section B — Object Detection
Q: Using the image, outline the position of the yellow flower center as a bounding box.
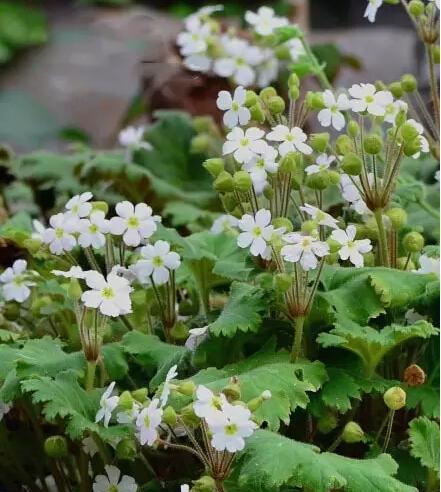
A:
[285,133,294,142]
[144,415,151,428]
[232,102,240,111]
[109,485,119,492]
[240,138,250,147]
[101,286,114,299]
[252,226,262,237]
[127,216,139,229]
[365,95,374,104]
[55,227,64,239]
[152,256,164,267]
[89,224,99,234]
[224,423,238,436]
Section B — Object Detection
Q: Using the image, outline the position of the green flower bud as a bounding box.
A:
[375,80,387,91]
[347,120,360,138]
[273,217,293,232]
[335,135,353,156]
[401,74,418,93]
[301,220,319,235]
[310,133,330,153]
[383,386,406,410]
[274,44,291,60]
[274,273,292,293]
[388,82,404,98]
[403,138,422,157]
[395,108,408,127]
[181,404,200,427]
[203,158,225,177]
[163,406,177,427]
[328,170,340,185]
[327,238,341,253]
[213,171,234,192]
[233,170,252,192]
[341,153,362,175]
[279,151,301,173]
[403,231,424,253]
[400,122,420,142]
[170,321,189,341]
[119,391,134,411]
[263,185,274,200]
[222,192,238,213]
[245,90,258,107]
[193,116,215,134]
[223,382,241,401]
[288,85,300,101]
[317,411,338,434]
[409,0,425,16]
[342,421,364,443]
[259,86,277,102]
[305,171,330,190]
[67,279,82,301]
[190,134,210,154]
[396,256,415,270]
[268,96,286,115]
[4,303,20,321]
[44,436,68,458]
[131,388,148,403]
[305,91,325,110]
[247,390,272,412]
[363,134,383,155]
[386,208,407,230]
[288,73,300,87]
[325,252,340,264]
[177,380,196,397]
[91,201,109,214]
[116,438,137,461]
[249,103,266,124]
[192,475,216,492]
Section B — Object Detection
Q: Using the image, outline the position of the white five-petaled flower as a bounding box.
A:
[177,16,212,56]
[318,90,351,131]
[305,154,335,175]
[331,225,372,267]
[95,382,119,428]
[135,398,163,446]
[266,125,312,156]
[384,100,408,125]
[300,204,339,229]
[406,119,430,159]
[65,192,93,219]
[42,213,78,255]
[413,255,440,277]
[0,259,35,303]
[193,385,226,419]
[339,174,369,215]
[205,400,257,453]
[82,271,132,317]
[32,219,46,241]
[92,465,137,492]
[116,402,140,425]
[223,127,266,164]
[244,6,288,36]
[216,86,251,129]
[52,265,87,279]
[159,365,178,408]
[287,38,306,62]
[256,49,279,88]
[181,485,190,492]
[243,145,278,186]
[349,83,393,116]
[118,126,152,152]
[281,233,329,271]
[211,214,238,234]
[237,209,274,257]
[78,211,110,249]
[109,201,158,247]
[364,0,383,22]
[185,326,209,350]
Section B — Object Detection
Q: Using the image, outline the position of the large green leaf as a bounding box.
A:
[408,417,440,473]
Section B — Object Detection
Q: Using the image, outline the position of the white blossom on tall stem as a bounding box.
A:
[413,255,440,277]
[0,260,35,303]
[244,6,288,36]
[384,100,407,125]
[300,204,339,229]
[242,145,279,184]
[82,271,132,317]
[256,50,279,87]
[118,126,152,152]
[185,326,209,350]
[109,201,159,247]
[305,154,335,175]
[318,90,351,131]
[331,225,372,267]
[184,53,212,72]
[339,174,369,215]
[287,38,306,62]
[65,192,93,219]
[78,211,110,249]
[116,402,140,425]
[281,233,329,271]
[41,213,78,255]
[237,209,274,257]
[222,127,266,164]
[193,385,226,419]
[364,0,383,23]
[177,16,212,56]
[92,465,137,492]
[266,125,312,156]
[159,365,178,407]
[211,214,238,234]
[135,398,163,446]
[216,86,251,128]
[95,382,119,428]
[52,265,87,279]
[349,83,393,116]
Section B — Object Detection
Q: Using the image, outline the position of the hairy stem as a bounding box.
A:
[85,360,96,391]
[382,409,395,452]
[374,209,390,267]
[291,315,306,362]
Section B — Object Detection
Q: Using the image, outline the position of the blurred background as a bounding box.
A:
[0,0,423,151]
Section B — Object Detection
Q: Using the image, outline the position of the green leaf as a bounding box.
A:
[406,385,440,418]
[0,329,20,342]
[320,368,362,412]
[102,343,128,381]
[408,417,440,472]
[234,430,416,492]
[163,201,216,228]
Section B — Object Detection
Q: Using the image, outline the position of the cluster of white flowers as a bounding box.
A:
[176,6,305,87]
[0,259,37,303]
[365,0,439,24]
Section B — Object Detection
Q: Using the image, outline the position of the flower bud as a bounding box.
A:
[192,475,216,492]
[190,134,210,154]
[386,208,407,230]
[395,108,408,127]
[400,122,419,142]
[396,256,415,270]
[305,91,325,110]
[317,411,338,434]
[247,390,271,412]
[213,171,234,192]
[305,171,330,190]
[274,273,292,293]
[222,193,238,213]
[193,116,215,134]
[177,380,196,397]
[402,231,424,253]
[67,279,82,301]
[335,135,353,156]
[203,158,225,177]
[170,321,189,341]
[181,404,200,427]
[116,438,137,461]
[409,0,424,16]
[119,390,134,411]
[245,90,258,107]
[259,86,277,103]
[233,171,252,192]
[388,82,404,99]
[163,406,178,427]
[91,201,109,215]
[363,134,383,155]
[131,388,148,403]
[375,80,387,91]
[327,238,341,254]
[279,151,300,173]
[328,171,340,185]
[4,303,20,321]
[310,133,330,153]
[342,421,364,443]
[263,185,275,200]
[268,96,286,115]
[288,85,300,101]
[384,386,406,410]
[249,103,266,124]
[223,382,241,401]
[403,139,422,157]
[325,252,340,264]
[347,120,360,138]
[403,364,426,386]
[273,217,293,232]
[44,436,68,458]
[288,73,300,87]
[400,74,417,93]
[341,153,362,175]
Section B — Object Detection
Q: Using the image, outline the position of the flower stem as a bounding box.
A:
[374,209,390,267]
[291,315,306,362]
[382,409,395,452]
[85,360,96,391]
[300,38,332,90]
[215,481,226,492]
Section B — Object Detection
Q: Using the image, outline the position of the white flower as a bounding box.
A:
[266,125,312,156]
[237,209,274,257]
[331,225,372,267]
[206,400,257,453]
[318,90,351,131]
[65,192,93,219]
[116,402,140,425]
[185,4,223,26]
[281,233,329,270]
[92,465,137,492]
[245,6,288,36]
[256,50,279,87]
[211,215,238,234]
[181,485,190,492]
[243,145,278,185]
[135,398,163,446]
[413,255,440,277]
[305,154,335,175]
[193,385,226,419]
[109,201,158,247]
[78,211,110,249]
[52,265,87,279]
[364,0,383,22]
[95,382,119,428]
[177,16,212,56]
[132,241,181,286]
[0,401,11,422]
[82,437,99,457]
[223,127,266,164]
[82,271,132,317]
[300,204,339,229]
[406,119,430,158]
[184,53,212,72]
[185,326,209,350]
[159,365,178,408]
[118,126,152,151]
[287,38,306,62]
[384,100,408,125]
[213,37,263,86]
[0,260,35,303]
[216,86,251,129]
[32,219,46,241]
[349,83,393,116]
[339,174,369,215]
[42,213,78,255]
